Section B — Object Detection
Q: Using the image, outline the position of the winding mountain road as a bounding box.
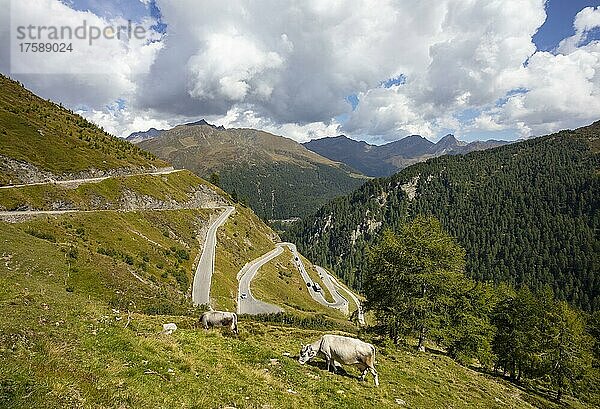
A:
[315,266,349,315]
[284,242,348,312]
[0,205,227,219]
[237,246,285,315]
[237,241,363,318]
[1,168,364,321]
[321,268,366,325]
[0,167,234,308]
[0,209,80,218]
[192,206,235,307]
[0,167,180,190]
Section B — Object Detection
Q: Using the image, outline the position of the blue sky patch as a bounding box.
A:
[346,94,359,111]
[454,108,481,123]
[533,0,600,51]
[61,0,164,28]
[381,75,406,88]
[495,88,528,107]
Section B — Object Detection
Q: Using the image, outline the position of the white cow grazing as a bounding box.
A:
[298,334,379,386]
[200,311,238,334]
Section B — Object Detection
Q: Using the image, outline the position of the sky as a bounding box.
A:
[1,0,600,144]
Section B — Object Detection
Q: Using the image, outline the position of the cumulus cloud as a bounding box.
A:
[342,0,546,140]
[135,0,432,123]
[557,6,600,54]
[78,103,179,137]
[2,0,600,142]
[481,42,600,137]
[211,106,341,143]
[1,0,162,109]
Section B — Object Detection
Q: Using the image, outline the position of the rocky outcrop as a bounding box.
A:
[0,155,57,185]
[0,154,174,187]
[119,185,227,211]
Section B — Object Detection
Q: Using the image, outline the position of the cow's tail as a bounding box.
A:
[371,344,376,365]
[233,313,239,334]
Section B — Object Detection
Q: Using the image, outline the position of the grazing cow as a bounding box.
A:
[200,310,238,334]
[298,334,379,386]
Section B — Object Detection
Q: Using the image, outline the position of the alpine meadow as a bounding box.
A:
[2,1,600,408]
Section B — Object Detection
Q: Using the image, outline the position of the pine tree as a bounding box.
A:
[543,301,593,402]
[364,216,466,351]
[492,287,542,380]
[208,172,220,187]
[444,281,497,367]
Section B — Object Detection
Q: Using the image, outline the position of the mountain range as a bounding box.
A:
[2,73,599,408]
[286,122,600,311]
[124,119,226,144]
[126,127,165,143]
[303,134,510,177]
[128,124,510,219]
[136,123,367,219]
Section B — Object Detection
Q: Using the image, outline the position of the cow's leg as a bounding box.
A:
[333,361,342,373]
[324,354,335,373]
[369,366,379,387]
[357,364,367,381]
[233,314,239,334]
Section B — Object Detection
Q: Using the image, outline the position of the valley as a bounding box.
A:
[1,71,599,408]
[287,123,600,311]
[136,122,367,219]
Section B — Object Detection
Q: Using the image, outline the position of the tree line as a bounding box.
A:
[365,216,599,403]
[217,162,364,220]
[286,128,600,311]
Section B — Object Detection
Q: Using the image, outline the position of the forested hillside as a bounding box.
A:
[217,161,365,219]
[138,123,366,219]
[286,123,600,311]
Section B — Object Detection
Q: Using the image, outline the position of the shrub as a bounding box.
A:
[25,229,56,242]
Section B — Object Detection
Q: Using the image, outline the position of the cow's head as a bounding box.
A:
[298,344,316,364]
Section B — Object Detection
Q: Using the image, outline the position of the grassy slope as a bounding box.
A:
[212,205,279,311]
[3,209,214,308]
[0,75,167,181]
[0,170,217,211]
[1,224,589,408]
[252,248,344,320]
